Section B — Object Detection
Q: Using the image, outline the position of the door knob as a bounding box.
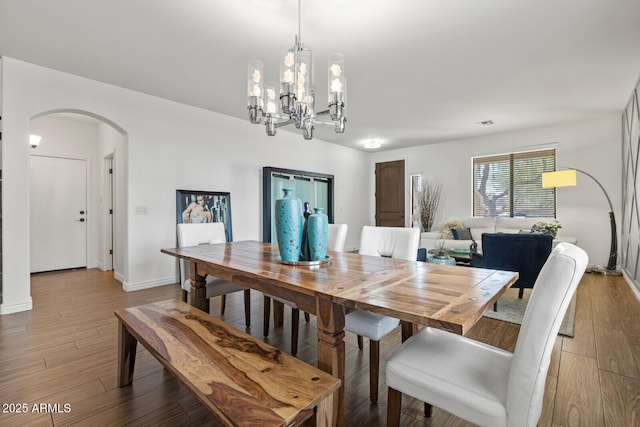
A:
[80,210,85,215]
[76,218,85,222]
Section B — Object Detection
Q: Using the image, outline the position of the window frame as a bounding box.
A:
[262,167,334,243]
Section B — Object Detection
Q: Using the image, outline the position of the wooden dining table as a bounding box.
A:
[161,240,518,427]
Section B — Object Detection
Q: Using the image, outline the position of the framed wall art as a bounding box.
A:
[176,190,233,241]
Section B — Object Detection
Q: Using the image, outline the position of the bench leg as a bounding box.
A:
[117,320,138,387]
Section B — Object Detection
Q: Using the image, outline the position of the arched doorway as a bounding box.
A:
[28,110,127,277]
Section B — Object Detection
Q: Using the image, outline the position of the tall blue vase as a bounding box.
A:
[307,208,328,261]
[275,188,303,262]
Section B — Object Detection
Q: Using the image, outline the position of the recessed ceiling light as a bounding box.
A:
[363,140,381,149]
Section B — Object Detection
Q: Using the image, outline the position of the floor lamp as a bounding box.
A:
[542,168,621,275]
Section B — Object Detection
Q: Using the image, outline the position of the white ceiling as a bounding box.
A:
[1,0,639,151]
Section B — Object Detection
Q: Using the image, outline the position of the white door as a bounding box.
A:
[30,155,87,273]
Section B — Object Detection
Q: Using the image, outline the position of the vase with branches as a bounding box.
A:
[420,180,443,232]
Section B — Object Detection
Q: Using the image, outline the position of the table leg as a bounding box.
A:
[400,320,419,342]
[188,261,209,313]
[117,320,137,387]
[315,295,345,427]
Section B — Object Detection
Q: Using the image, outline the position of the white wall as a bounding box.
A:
[368,116,622,269]
[1,57,369,314]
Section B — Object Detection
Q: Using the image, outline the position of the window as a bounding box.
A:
[473,149,556,218]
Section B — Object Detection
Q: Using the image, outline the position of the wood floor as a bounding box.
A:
[0,269,638,426]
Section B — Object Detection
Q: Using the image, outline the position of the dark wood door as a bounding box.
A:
[375,160,405,226]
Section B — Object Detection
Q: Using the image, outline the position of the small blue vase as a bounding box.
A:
[275,188,303,262]
[307,208,328,261]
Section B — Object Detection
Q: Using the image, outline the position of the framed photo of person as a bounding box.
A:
[176,190,233,241]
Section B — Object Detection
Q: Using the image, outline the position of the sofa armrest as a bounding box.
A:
[420,232,443,250]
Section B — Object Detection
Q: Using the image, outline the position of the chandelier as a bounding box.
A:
[246,0,346,140]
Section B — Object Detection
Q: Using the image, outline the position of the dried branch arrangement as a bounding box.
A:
[420,180,443,232]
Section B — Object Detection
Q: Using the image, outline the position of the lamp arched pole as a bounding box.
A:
[565,167,617,271]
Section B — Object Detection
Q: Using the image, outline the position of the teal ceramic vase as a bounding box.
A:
[307,208,328,261]
[275,188,303,262]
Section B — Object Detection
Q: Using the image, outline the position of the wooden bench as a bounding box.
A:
[115,300,340,426]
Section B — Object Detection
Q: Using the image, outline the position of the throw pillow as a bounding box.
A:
[451,228,472,240]
[438,220,465,239]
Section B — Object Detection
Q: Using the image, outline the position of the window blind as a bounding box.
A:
[473,149,556,218]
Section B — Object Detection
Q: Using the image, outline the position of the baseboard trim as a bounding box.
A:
[122,276,178,292]
[621,268,640,302]
[1,297,34,314]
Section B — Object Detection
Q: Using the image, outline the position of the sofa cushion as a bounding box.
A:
[464,217,497,229]
[470,228,494,241]
[451,228,472,240]
[496,217,546,232]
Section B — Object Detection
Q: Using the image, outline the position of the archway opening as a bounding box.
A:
[28,110,127,280]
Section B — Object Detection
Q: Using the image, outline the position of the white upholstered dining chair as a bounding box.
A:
[386,242,588,426]
[344,225,421,403]
[264,223,348,356]
[327,223,348,252]
[177,223,251,327]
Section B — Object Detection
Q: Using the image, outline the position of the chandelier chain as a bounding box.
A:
[298,0,302,45]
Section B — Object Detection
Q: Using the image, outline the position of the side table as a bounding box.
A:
[427,248,473,266]
[426,252,456,265]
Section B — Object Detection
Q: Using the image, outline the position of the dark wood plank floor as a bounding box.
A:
[0,269,638,426]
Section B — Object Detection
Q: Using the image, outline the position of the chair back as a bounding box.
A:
[328,224,348,252]
[474,233,553,288]
[177,222,227,288]
[358,226,420,261]
[506,242,588,426]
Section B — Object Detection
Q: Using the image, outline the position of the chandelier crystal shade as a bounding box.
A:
[246,0,346,140]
